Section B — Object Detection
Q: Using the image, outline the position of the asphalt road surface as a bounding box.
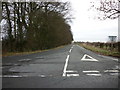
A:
[2,44,120,88]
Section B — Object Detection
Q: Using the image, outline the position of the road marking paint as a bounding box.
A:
[2,75,23,78]
[71,45,75,49]
[19,59,31,62]
[67,74,79,77]
[81,54,98,62]
[86,74,102,76]
[110,73,119,76]
[38,75,52,77]
[115,65,120,69]
[112,59,118,61]
[62,55,70,77]
[104,70,119,73]
[83,70,100,73]
[69,49,72,53]
[71,46,73,49]
[66,70,77,73]
[39,75,46,77]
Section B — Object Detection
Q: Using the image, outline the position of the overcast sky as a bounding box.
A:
[67,0,118,42]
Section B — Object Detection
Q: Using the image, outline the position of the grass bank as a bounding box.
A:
[2,45,66,57]
[79,43,120,58]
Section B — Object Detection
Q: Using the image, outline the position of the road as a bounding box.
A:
[2,44,120,88]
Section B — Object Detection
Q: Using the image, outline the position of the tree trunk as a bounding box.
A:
[4,2,13,52]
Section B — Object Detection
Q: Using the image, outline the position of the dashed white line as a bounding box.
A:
[83,70,100,73]
[66,70,77,73]
[62,55,70,77]
[62,45,74,77]
[67,74,79,77]
[69,49,72,53]
[2,75,23,78]
[112,59,118,61]
[110,73,119,76]
[104,70,119,73]
[86,74,102,76]
[19,59,31,62]
[39,75,46,78]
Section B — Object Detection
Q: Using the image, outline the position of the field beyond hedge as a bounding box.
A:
[78,42,120,58]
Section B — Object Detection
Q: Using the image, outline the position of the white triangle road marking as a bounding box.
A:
[81,54,98,62]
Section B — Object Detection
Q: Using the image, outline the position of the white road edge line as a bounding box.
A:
[62,55,70,77]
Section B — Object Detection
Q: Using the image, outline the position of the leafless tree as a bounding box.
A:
[90,0,120,20]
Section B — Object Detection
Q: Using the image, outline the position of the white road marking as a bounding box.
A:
[83,70,100,73]
[114,65,120,69]
[104,70,119,73]
[38,75,52,77]
[1,74,53,78]
[110,73,119,76]
[62,45,74,77]
[69,49,72,53]
[81,54,98,62]
[62,55,70,76]
[67,74,79,77]
[66,70,77,73]
[86,74,102,76]
[112,59,118,61]
[71,46,73,49]
[71,45,75,49]
[19,59,31,62]
[2,75,23,78]
[40,75,46,77]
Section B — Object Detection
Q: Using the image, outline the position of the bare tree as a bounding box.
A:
[2,2,73,52]
[90,0,120,20]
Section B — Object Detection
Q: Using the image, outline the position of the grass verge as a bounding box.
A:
[79,43,120,58]
[2,45,66,57]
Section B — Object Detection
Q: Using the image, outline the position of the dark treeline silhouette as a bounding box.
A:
[2,2,73,53]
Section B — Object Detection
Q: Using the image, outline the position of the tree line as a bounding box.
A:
[2,2,73,53]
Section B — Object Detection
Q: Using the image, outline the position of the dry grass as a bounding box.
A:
[2,45,65,57]
[79,43,120,58]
